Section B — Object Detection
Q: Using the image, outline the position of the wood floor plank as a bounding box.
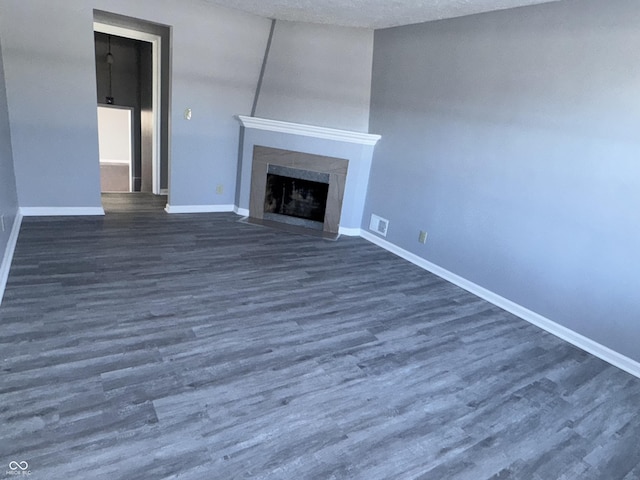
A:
[0,193,638,479]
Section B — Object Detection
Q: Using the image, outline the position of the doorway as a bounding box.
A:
[92,11,170,200]
[94,28,157,194]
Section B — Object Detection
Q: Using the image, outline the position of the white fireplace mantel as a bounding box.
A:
[236,115,381,146]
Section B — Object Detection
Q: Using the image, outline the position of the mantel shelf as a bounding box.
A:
[236,115,381,146]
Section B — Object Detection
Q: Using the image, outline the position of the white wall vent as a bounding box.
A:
[369,214,389,237]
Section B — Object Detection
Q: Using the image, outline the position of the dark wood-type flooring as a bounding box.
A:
[102,192,168,214]
[1,194,639,479]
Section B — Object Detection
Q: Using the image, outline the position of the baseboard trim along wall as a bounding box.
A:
[164,204,235,214]
[0,213,23,306]
[339,226,362,237]
[234,206,250,217]
[360,230,640,380]
[20,207,105,216]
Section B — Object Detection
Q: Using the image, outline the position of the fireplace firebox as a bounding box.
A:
[248,146,348,238]
[263,165,330,230]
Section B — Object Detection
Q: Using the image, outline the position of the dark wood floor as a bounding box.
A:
[1,197,639,479]
[102,192,168,213]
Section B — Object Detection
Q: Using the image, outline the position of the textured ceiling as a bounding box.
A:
[201,0,563,29]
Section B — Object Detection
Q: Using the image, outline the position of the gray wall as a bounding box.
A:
[0,35,19,264]
[0,0,103,209]
[255,21,373,132]
[0,1,374,210]
[0,0,270,208]
[365,0,640,362]
[92,0,271,207]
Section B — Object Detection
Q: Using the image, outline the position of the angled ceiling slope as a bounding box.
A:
[201,0,564,29]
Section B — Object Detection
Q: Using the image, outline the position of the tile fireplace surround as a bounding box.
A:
[235,116,381,237]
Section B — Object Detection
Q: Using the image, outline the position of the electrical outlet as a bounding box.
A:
[184,108,192,120]
[215,184,224,195]
[418,230,428,244]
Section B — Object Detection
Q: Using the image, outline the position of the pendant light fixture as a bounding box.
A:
[106,35,115,104]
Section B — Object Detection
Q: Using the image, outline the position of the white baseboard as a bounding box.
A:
[159,189,169,195]
[0,213,23,306]
[164,204,235,214]
[20,207,105,216]
[234,206,250,217]
[360,230,640,379]
[339,226,362,237]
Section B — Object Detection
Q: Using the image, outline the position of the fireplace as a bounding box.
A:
[249,146,348,238]
[235,116,381,236]
[264,165,330,230]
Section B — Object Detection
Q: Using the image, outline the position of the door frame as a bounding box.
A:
[93,21,162,195]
